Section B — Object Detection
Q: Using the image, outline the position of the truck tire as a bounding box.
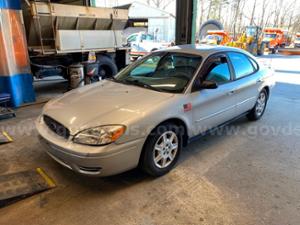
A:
[199,20,224,39]
[257,47,262,56]
[271,48,275,54]
[260,42,267,55]
[97,56,118,79]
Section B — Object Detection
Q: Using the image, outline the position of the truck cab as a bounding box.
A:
[294,33,300,48]
[127,33,155,43]
[262,28,288,53]
[127,32,171,61]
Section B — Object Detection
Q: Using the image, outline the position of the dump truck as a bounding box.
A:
[22,1,130,81]
[293,33,300,48]
[261,28,288,54]
[201,30,231,46]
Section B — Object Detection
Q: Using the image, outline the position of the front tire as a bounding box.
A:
[247,89,268,121]
[140,123,182,177]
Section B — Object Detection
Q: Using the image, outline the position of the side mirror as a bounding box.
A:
[192,80,218,92]
[199,80,218,89]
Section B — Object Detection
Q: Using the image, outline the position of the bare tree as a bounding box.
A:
[148,0,174,10]
[237,0,245,33]
[207,0,213,20]
[198,0,300,35]
[199,0,206,26]
[259,0,270,27]
[249,0,257,25]
[230,0,244,37]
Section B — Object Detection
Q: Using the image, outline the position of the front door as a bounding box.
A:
[191,54,238,135]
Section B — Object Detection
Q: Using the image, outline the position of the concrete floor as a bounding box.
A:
[0,55,300,225]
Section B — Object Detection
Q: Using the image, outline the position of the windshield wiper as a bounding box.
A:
[107,76,128,85]
[123,79,163,92]
[107,76,118,81]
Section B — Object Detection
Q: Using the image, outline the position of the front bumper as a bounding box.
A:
[36,120,145,177]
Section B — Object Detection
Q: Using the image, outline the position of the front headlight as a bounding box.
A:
[73,125,126,146]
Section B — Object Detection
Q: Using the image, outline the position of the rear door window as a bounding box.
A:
[228,52,255,79]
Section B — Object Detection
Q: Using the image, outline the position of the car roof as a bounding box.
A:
[160,44,250,58]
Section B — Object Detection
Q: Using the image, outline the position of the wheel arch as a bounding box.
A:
[262,86,270,99]
[138,117,189,168]
[160,118,189,146]
[144,117,189,149]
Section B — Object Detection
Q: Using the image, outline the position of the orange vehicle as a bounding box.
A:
[203,30,231,46]
[262,28,288,53]
[294,33,300,48]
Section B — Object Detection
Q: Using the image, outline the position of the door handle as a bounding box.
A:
[256,79,263,84]
[227,90,236,96]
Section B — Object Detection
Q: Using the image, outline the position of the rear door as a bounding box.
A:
[227,52,261,115]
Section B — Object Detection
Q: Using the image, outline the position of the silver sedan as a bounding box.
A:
[36,45,275,177]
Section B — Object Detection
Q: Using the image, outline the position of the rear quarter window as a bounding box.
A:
[228,52,255,79]
[249,57,259,71]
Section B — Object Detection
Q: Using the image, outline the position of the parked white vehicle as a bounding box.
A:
[127,32,172,60]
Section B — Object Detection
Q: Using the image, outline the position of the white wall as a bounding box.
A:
[95,1,175,42]
[148,17,175,42]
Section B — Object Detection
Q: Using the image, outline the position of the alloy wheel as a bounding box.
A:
[255,91,267,117]
[153,131,178,169]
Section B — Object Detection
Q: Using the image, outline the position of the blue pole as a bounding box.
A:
[0,0,35,107]
[0,0,22,10]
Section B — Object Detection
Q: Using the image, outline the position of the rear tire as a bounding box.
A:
[271,48,276,54]
[247,89,268,121]
[140,123,182,177]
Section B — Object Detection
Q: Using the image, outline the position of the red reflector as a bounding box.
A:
[183,103,192,112]
[87,68,96,75]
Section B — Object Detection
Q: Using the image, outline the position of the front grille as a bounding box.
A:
[43,115,70,139]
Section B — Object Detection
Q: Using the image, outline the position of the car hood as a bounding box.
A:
[43,80,174,134]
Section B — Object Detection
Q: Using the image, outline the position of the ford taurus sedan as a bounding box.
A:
[36,45,275,177]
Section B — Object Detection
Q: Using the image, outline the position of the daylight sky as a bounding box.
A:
[95,0,300,26]
[95,0,176,14]
[95,0,300,16]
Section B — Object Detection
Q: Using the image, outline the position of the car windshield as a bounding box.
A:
[127,35,137,43]
[206,35,215,40]
[207,35,222,41]
[142,34,154,41]
[296,37,300,41]
[246,27,257,36]
[264,33,277,39]
[113,52,202,93]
